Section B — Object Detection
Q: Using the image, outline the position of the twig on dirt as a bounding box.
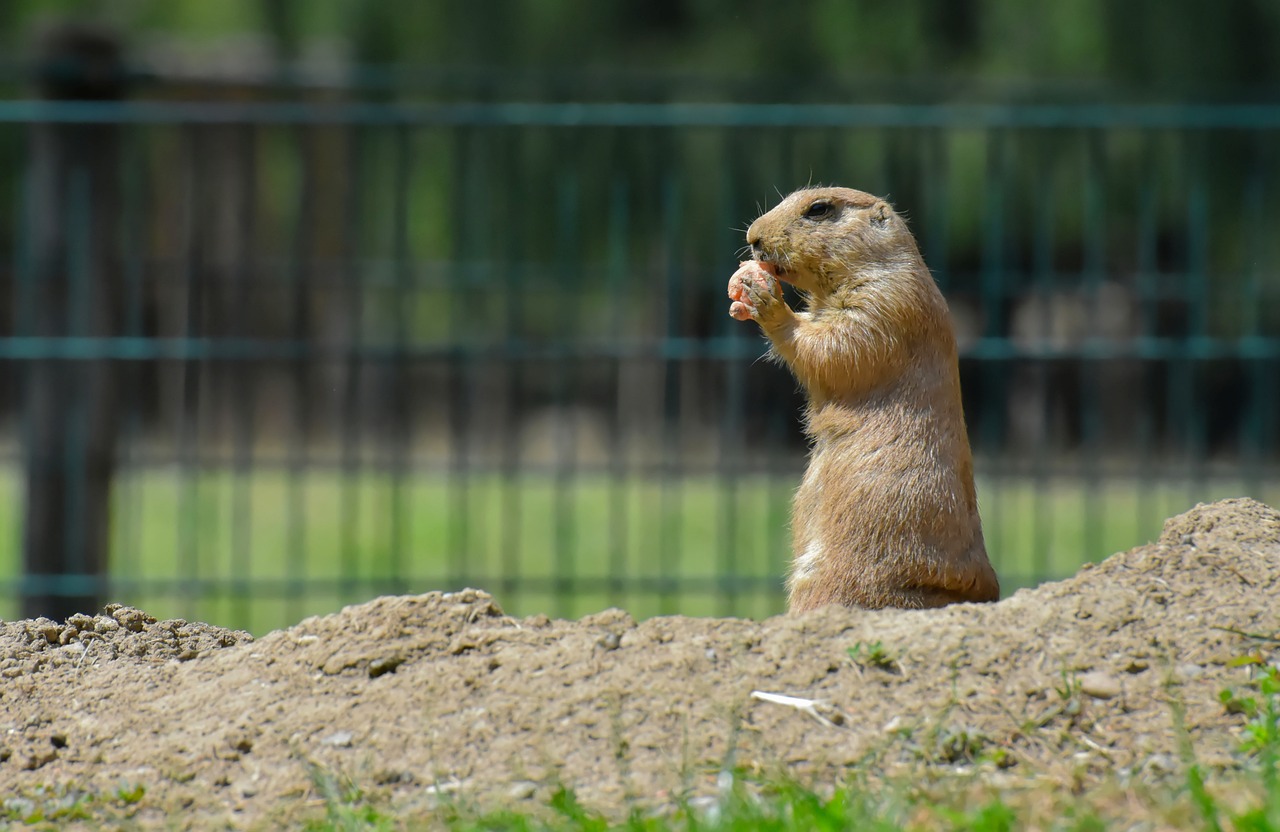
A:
[1211,625,1280,643]
[424,777,464,796]
[1028,702,1067,729]
[1221,562,1254,587]
[75,638,94,673]
[750,690,847,729]
[1071,732,1116,761]
[1034,652,1049,674]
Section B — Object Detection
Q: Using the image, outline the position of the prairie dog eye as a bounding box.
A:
[803,200,834,220]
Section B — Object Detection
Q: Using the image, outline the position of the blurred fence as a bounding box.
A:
[1,97,1278,633]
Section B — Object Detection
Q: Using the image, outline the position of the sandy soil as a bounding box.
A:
[1,498,1278,828]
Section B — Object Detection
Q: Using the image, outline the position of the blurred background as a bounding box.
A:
[1,1,1278,634]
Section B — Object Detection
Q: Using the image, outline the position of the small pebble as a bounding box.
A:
[374,769,415,785]
[1142,753,1178,775]
[368,656,405,678]
[321,731,353,747]
[1078,671,1122,700]
[507,780,537,800]
[1175,663,1204,681]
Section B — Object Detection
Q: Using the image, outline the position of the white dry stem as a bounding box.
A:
[750,690,847,729]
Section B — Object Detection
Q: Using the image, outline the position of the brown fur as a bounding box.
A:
[727,187,999,612]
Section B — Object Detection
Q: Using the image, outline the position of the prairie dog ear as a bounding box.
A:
[869,202,891,228]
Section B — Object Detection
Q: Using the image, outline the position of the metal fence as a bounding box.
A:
[2,98,1278,633]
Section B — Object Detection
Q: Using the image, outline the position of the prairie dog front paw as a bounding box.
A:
[727,261,788,326]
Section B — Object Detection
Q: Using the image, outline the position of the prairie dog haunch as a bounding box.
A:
[727,187,999,611]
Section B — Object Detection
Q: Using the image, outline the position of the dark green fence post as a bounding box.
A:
[20,24,126,619]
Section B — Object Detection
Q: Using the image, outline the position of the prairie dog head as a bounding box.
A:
[746,187,921,297]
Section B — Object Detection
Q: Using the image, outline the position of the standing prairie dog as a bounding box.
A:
[727,187,999,611]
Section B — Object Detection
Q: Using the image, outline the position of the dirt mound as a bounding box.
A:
[1,498,1278,828]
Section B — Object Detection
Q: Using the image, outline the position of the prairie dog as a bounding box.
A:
[727,187,999,611]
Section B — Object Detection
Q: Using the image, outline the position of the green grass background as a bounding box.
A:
[1,466,1276,635]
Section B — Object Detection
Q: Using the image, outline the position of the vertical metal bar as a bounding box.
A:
[13,166,34,336]
[499,225,524,616]
[716,126,749,616]
[21,28,123,619]
[1162,133,1183,500]
[658,171,683,614]
[11,166,32,585]
[284,124,315,623]
[339,124,366,607]
[606,176,630,612]
[12,166,39,588]
[1242,131,1271,492]
[177,123,202,620]
[389,123,411,595]
[446,125,471,599]
[1081,129,1106,564]
[1134,132,1160,548]
[977,124,1008,580]
[120,127,147,337]
[116,124,147,603]
[1184,132,1210,499]
[63,167,91,593]
[231,123,257,630]
[1031,133,1056,586]
[552,165,580,616]
[980,129,1007,454]
[924,128,951,294]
